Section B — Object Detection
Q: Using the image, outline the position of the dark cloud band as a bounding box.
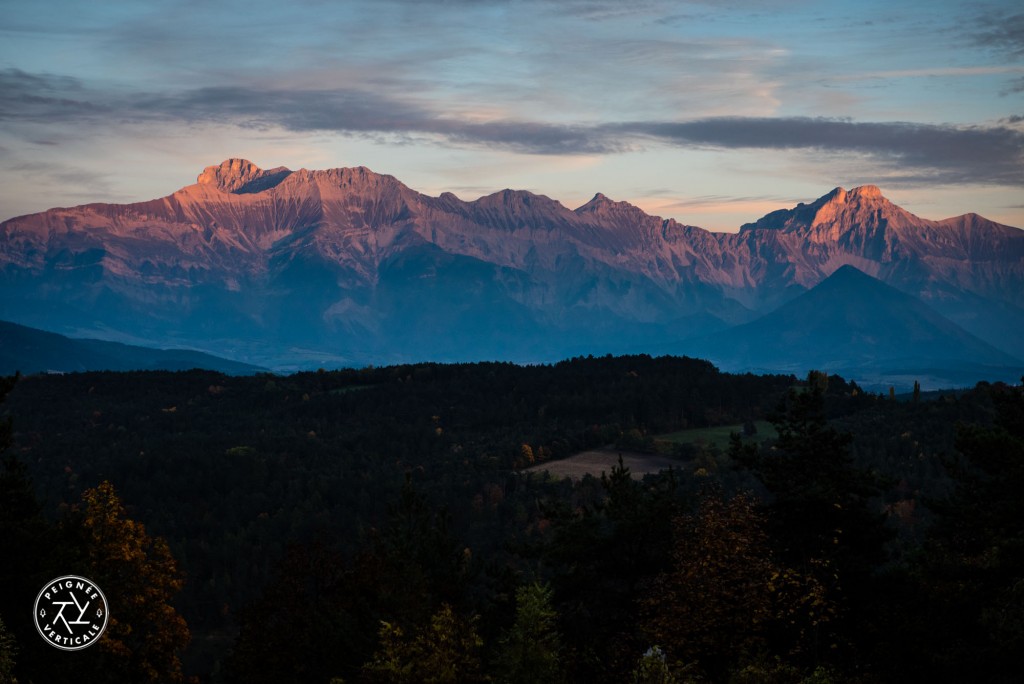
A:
[3,68,1022,186]
[621,117,1024,185]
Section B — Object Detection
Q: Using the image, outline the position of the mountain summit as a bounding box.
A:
[686,265,1021,384]
[741,184,919,237]
[196,158,292,194]
[1,160,1021,373]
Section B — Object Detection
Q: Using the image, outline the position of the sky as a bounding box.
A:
[1,0,1022,232]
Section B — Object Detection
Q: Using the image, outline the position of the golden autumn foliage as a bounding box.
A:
[68,481,190,683]
[362,603,484,683]
[639,492,774,670]
[638,491,835,678]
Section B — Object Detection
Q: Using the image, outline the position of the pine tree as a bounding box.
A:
[494,582,563,684]
[225,542,367,684]
[734,374,888,572]
[363,603,484,683]
[730,373,890,666]
[911,383,1024,680]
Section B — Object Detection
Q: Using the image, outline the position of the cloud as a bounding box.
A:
[139,85,623,154]
[620,117,1024,185]
[4,68,1023,186]
[829,65,1024,82]
[975,12,1024,60]
[656,192,797,208]
[6,158,122,201]
[0,69,107,123]
[0,69,621,155]
[1003,77,1024,95]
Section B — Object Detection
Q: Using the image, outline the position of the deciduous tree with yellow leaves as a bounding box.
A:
[58,481,190,683]
[638,490,834,680]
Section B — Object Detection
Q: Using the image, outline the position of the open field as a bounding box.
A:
[524,447,685,481]
[527,421,777,480]
[657,420,777,450]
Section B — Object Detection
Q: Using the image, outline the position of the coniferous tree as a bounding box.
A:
[735,373,888,569]
[366,476,469,626]
[730,372,889,666]
[362,603,485,683]
[630,646,679,684]
[225,542,369,684]
[494,582,563,684]
[903,382,1024,680]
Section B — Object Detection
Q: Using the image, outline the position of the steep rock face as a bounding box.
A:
[196,158,292,194]
[736,185,925,286]
[1,160,1021,366]
[734,185,1024,310]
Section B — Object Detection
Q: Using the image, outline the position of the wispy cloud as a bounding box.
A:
[1003,77,1024,95]
[657,192,798,209]
[5,159,123,203]
[975,12,1024,60]
[0,69,106,123]
[827,65,1024,82]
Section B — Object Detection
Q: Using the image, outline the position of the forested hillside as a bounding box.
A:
[1,358,1021,682]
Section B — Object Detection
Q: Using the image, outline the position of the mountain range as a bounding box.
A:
[1,158,1022,386]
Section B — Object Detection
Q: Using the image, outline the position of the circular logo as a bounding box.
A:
[33,575,110,651]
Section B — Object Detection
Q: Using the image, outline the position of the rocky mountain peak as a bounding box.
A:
[818,185,885,208]
[738,184,905,235]
[197,159,292,194]
[473,189,566,213]
[822,186,849,203]
[573,192,614,212]
[850,184,883,200]
[2,160,1021,371]
[197,159,262,189]
[811,184,900,228]
[574,192,651,221]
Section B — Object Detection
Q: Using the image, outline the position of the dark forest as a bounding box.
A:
[1,356,1022,683]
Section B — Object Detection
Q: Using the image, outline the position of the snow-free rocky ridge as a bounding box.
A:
[2,159,1021,374]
